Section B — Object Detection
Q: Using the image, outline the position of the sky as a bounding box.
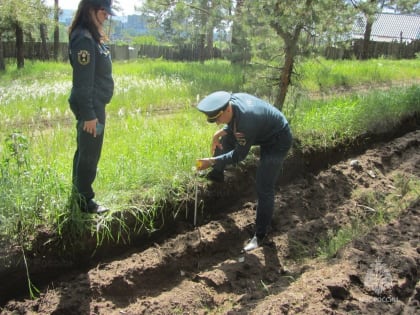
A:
[45,0,143,16]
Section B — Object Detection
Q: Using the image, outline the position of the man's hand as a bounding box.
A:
[211,129,227,155]
[196,158,214,171]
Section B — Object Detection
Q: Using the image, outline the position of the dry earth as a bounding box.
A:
[1,129,419,315]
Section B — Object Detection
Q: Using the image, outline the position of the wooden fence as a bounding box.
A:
[1,42,222,62]
[2,39,419,62]
[324,39,420,59]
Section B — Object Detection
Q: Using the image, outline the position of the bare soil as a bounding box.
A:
[1,128,419,315]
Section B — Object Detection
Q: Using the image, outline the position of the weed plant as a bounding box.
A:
[0,58,419,252]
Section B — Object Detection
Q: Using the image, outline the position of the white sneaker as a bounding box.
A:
[243,235,260,252]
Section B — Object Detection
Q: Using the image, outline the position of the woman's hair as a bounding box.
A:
[68,0,106,42]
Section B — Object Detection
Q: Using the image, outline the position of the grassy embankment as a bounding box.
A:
[0,58,419,254]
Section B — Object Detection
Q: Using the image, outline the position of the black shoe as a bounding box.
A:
[205,169,224,183]
[82,199,109,214]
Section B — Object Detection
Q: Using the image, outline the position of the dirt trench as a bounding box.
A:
[1,126,419,314]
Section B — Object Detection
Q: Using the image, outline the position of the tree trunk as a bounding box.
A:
[198,33,205,64]
[15,25,25,69]
[361,19,373,60]
[0,35,5,72]
[204,0,214,59]
[276,44,296,110]
[40,24,49,60]
[206,27,214,59]
[54,0,60,60]
[357,0,377,60]
[197,0,208,63]
[274,25,301,109]
[230,0,250,64]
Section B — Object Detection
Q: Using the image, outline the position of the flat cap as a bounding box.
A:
[89,0,116,15]
[197,91,231,122]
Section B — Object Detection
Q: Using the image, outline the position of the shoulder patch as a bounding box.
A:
[77,50,90,65]
[235,132,247,146]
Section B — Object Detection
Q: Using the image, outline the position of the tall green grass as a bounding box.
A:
[289,85,420,148]
[0,58,419,250]
[0,110,218,245]
[0,59,244,127]
[298,57,420,92]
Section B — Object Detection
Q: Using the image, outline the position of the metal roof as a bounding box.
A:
[352,13,420,43]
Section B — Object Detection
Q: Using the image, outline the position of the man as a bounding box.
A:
[196,91,292,251]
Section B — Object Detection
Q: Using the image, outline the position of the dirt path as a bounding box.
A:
[1,130,419,315]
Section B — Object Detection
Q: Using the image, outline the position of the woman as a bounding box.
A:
[68,0,115,213]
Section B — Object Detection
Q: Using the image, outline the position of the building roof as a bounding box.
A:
[352,13,420,43]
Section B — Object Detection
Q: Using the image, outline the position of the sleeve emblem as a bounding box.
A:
[235,132,247,146]
[77,50,90,65]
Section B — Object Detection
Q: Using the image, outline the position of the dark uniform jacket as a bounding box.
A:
[215,93,289,167]
[68,27,114,121]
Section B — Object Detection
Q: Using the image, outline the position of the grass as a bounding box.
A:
[290,85,420,148]
[298,57,420,92]
[0,57,419,253]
